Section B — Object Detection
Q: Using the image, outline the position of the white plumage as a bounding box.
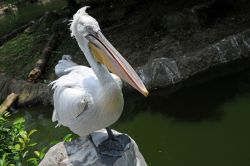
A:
[51,7,148,137]
[51,63,123,136]
[55,54,77,77]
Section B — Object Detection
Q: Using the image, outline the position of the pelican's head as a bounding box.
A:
[70,6,100,38]
[70,7,149,96]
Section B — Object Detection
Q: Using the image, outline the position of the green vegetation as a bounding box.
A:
[0,113,43,166]
[26,147,47,166]
[2,0,24,4]
[0,25,83,81]
[0,0,84,81]
[0,33,47,79]
[0,110,74,165]
[0,0,67,36]
[0,1,76,164]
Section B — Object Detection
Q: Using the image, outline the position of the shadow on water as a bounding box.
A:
[122,74,242,123]
[114,70,250,166]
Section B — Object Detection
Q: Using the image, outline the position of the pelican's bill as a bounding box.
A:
[87,31,148,96]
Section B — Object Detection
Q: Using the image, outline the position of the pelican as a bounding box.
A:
[51,7,148,152]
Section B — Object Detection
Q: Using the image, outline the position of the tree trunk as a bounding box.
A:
[0,21,34,46]
[28,34,57,82]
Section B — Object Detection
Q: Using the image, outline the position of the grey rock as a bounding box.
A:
[161,11,198,32]
[133,29,250,90]
[39,129,147,166]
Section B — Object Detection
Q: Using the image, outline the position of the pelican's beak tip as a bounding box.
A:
[143,89,149,97]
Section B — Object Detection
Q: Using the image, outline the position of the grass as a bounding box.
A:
[0,0,68,80]
[0,30,85,81]
[0,0,87,81]
[0,32,48,79]
[41,34,88,81]
[0,0,67,36]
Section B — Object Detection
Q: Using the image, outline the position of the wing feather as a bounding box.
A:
[50,66,96,127]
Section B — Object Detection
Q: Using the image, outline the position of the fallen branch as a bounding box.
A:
[0,21,35,46]
[28,34,57,82]
[0,93,18,114]
[0,73,51,106]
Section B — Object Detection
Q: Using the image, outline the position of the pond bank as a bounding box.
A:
[1,29,250,106]
[1,0,250,106]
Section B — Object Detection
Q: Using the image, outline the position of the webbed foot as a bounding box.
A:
[88,128,131,165]
[98,128,130,157]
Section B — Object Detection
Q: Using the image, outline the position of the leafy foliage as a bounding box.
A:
[26,147,47,166]
[0,112,43,166]
[63,133,73,142]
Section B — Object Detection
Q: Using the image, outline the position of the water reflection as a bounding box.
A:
[123,79,236,123]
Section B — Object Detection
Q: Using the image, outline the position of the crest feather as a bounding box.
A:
[70,6,91,37]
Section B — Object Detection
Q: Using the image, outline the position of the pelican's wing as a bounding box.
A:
[51,84,90,127]
[55,58,78,77]
[63,64,122,88]
[64,65,90,74]
[65,66,123,89]
[50,67,97,127]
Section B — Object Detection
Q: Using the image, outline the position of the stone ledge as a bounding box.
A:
[39,129,147,166]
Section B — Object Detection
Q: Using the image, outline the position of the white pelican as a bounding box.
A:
[51,6,148,151]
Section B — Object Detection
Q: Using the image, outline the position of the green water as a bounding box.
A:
[15,74,250,166]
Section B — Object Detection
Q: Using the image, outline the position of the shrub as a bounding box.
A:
[0,112,42,166]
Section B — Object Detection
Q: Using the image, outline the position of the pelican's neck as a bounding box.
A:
[75,34,115,86]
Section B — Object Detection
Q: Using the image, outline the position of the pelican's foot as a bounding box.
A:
[88,134,99,153]
[96,128,131,165]
[98,134,130,157]
[88,129,132,165]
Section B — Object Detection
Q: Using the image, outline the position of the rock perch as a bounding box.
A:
[39,129,147,166]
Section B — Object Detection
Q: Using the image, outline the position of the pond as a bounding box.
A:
[14,72,250,166]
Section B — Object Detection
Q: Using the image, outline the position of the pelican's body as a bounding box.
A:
[52,63,123,136]
[51,7,148,138]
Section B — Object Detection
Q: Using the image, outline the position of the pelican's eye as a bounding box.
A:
[85,25,97,35]
[78,23,96,37]
[85,26,92,32]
